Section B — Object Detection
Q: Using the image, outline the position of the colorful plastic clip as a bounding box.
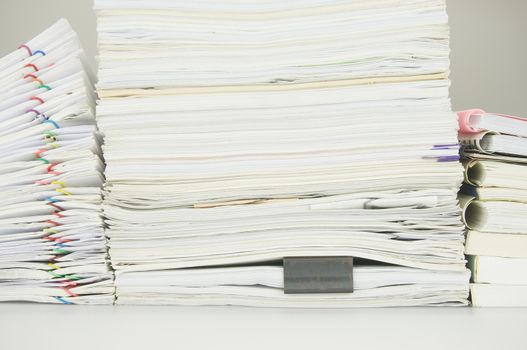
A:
[30,96,45,104]
[18,44,32,56]
[24,63,39,72]
[53,296,73,305]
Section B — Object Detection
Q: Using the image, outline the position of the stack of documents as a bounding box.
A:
[0,20,113,304]
[459,109,527,306]
[95,0,469,306]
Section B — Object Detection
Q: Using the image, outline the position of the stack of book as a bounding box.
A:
[95,0,469,306]
[0,20,113,304]
[459,109,527,306]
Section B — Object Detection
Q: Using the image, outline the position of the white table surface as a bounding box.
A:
[1,304,526,349]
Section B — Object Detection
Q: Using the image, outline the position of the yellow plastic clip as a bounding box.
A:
[56,188,72,196]
[48,262,61,270]
[43,228,59,235]
[52,181,72,195]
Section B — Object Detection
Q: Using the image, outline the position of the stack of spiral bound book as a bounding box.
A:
[459,109,527,306]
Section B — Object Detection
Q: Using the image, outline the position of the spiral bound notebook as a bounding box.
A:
[0,19,113,304]
[95,0,469,306]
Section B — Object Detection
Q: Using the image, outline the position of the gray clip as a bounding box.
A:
[283,257,354,294]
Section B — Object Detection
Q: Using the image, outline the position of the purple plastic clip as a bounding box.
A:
[437,155,460,162]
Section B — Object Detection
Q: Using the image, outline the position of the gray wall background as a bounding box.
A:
[0,0,525,115]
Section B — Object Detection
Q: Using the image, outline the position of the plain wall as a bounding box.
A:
[0,0,525,115]
[448,0,527,116]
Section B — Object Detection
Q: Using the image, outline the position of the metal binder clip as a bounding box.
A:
[283,257,354,294]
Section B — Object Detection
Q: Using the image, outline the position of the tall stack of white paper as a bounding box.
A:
[0,20,113,304]
[96,0,470,306]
